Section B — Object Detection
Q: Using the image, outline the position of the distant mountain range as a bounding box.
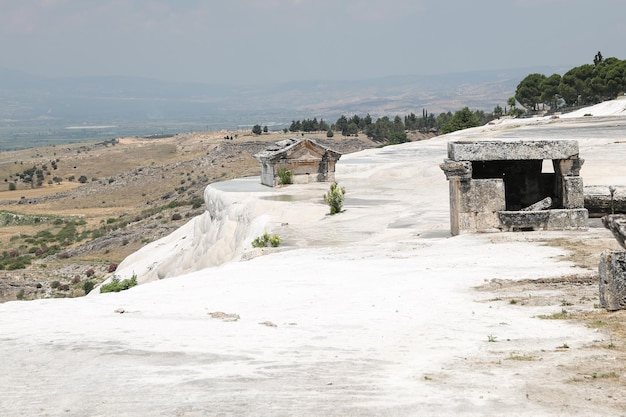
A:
[0,65,567,133]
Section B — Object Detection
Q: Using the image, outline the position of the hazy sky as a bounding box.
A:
[2,0,625,85]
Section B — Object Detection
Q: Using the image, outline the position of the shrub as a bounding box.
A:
[276,168,293,185]
[100,274,138,293]
[251,233,281,248]
[323,182,346,215]
[82,281,95,295]
[107,263,118,273]
[8,182,16,191]
[85,268,95,277]
[171,213,182,221]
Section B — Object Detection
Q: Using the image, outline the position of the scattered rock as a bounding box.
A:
[259,321,277,327]
[208,311,240,322]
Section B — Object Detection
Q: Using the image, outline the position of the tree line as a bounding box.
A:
[515,51,626,111]
[279,108,495,143]
[252,52,625,143]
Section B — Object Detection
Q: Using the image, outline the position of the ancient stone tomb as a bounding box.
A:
[255,138,341,187]
[440,140,588,235]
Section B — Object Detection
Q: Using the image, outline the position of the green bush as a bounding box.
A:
[100,274,138,293]
[276,168,293,185]
[251,233,281,248]
[82,281,95,295]
[323,182,346,215]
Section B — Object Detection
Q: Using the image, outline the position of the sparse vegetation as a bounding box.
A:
[323,182,346,215]
[276,168,293,185]
[100,275,138,293]
[537,309,569,320]
[251,233,281,248]
[507,353,537,361]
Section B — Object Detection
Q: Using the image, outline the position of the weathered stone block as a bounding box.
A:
[459,179,505,213]
[498,211,550,231]
[440,159,472,180]
[545,208,588,230]
[557,158,584,176]
[498,209,588,231]
[599,250,626,311]
[563,177,585,209]
[602,214,626,249]
[585,186,626,216]
[447,140,579,161]
[521,197,553,211]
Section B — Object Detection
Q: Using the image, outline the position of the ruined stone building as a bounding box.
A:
[254,138,341,187]
[440,140,588,235]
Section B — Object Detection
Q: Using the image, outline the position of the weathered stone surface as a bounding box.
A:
[521,197,552,211]
[584,185,626,217]
[447,140,579,161]
[447,179,505,235]
[562,177,585,209]
[557,158,584,176]
[498,209,588,231]
[601,214,626,249]
[599,250,626,311]
[439,159,471,180]
[458,179,505,213]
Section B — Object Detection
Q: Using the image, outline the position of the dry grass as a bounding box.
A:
[477,230,626,404]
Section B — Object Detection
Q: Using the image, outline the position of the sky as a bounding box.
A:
[2,0,626,85]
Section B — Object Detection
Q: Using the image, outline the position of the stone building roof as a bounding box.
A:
[254,138,340,162]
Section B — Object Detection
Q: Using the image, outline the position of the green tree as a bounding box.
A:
[8,182,16,191]
[326,129,334,138]
[388,131,409,144]
[441,107,480,134]
[507,97,517,112]
[252,124,262,135]
[515,73,546,111]
[540,73,562,109]
[323,182,346,215]
[493,105,503,119]
[263,125,268,133]
[334,115,349,135]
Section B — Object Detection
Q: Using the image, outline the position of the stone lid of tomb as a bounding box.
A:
[447,139,579,161]
[254,138,341,162]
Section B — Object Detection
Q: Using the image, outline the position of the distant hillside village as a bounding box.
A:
[252,52,626,146]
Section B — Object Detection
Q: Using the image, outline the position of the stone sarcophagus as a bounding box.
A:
[440,140,588,235]
[255,138,341,187]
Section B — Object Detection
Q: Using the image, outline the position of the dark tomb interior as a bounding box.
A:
[471,160,560,211]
